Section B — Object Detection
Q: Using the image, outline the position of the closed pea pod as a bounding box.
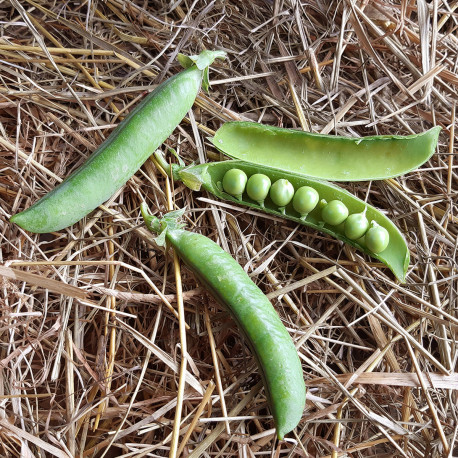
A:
[140,204,306,439]
[155,152,410,282]
[10,50,225,234]
[246,173,271,207]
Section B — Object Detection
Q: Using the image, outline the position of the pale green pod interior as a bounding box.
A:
[210,121,441,182]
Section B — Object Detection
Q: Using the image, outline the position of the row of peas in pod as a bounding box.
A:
[221,168,390,254]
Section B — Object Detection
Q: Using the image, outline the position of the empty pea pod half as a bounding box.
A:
[155,152,410,282]
[10,50,225,234]
[210,122,441,182]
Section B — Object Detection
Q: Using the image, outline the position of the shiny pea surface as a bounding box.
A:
[321,200,349,226]
[270,179,294,210]
[344,212,369,240]
[246,173,271,206]
[365,224,390,253]
[293,186,319,218]
[222,168,248,200]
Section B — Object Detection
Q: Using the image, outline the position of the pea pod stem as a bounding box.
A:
[10,50,225,234]
[140,203,306,440]
[155,152,410,282]
[210,121,441,182]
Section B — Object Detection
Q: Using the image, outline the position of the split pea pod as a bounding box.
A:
[140,204,306,440]
[10,50,225,233]
[155,154,410,282]
[210,121,441,182]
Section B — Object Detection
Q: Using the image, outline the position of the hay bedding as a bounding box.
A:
[0,0,457,456]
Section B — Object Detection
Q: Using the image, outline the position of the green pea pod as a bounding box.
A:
[210,122,441,182]
[10,50,226,233]
[140,204,306,440]
[156,153,410,282]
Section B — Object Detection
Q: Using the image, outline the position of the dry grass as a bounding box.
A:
[1,0,457,457]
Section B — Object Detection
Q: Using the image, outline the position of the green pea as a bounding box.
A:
[322,200,349,226]
[222,168,248,200]
[344,212,369,240]
[270,179,294,213]
[292,186,319,219]
[246,173,271,207]
[365,223,390,253]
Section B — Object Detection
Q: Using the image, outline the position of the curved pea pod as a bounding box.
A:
[10,50,226,233]
[210,121,441,182]
[157,154,410,282]
[140,204,306,440]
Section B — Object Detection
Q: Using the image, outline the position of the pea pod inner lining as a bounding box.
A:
[210,121,441,182]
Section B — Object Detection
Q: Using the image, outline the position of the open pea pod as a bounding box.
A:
[156,153,410,282]
[210,122,441,182]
